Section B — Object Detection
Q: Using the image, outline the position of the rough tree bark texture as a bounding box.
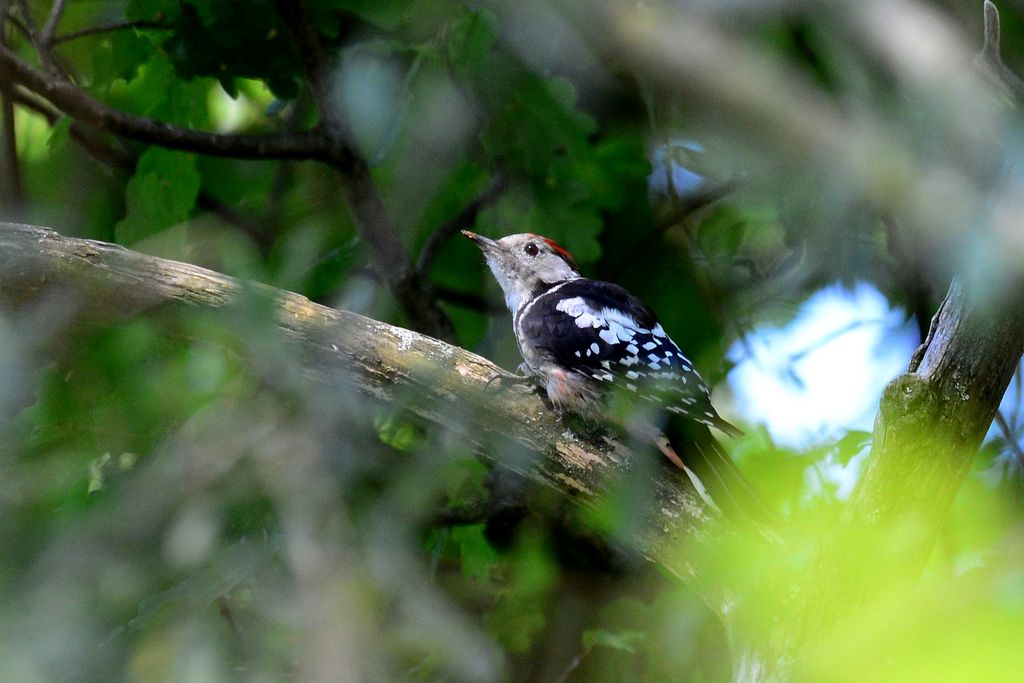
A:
[0,222,738,606]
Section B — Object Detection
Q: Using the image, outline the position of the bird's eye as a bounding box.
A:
[524,243,539,256]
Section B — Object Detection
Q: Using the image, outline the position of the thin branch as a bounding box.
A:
[1,0,24,213]
[52,20,173,45]
[38,0,65,47]
[0,42,336,161]
[552,650,591,683]
[786,319,886,364]
[0,92,21,210]
[12,0,62,75]
[10,86,135,170]
[9,87,277,244]
[994,410,1024,467]
[656,177,743,232]
[271,0,454,341]
[609,178,740,280]
[11,0,36,36]
[416,177,506,276]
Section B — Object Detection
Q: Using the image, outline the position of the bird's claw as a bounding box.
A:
[485,371,540,395]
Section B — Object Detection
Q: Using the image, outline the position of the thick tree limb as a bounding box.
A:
[0,222,739,609]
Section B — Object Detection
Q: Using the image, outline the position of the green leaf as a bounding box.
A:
[374,413,423,451]
[115,148,201,244]
[90,30,154,86]
[485,586,548,652]
[698,205,747,260]
[443,458,489,508]
[447,9,499,76]
[451,524,498,582]
[46,117,73,155]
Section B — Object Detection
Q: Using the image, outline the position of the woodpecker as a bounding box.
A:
[464,230,760,515]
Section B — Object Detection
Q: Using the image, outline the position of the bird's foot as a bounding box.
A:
[485,370,540,395]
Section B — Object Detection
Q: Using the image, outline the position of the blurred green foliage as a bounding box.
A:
[2,0,1024,681]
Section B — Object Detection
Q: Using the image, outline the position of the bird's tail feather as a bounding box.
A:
[665,421,774,522]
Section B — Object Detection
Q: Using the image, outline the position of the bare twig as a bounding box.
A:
[9,85,135,169]
[994,410,1024,467]
[656,177,743,232]
[416,177,506,276]
[52,20,173,45]
[1,0,24,213]
[787,319,886,364]
[12,0,62,74]
[38,0,65,47]
[608,178,740,280]
[3,11,28,43]
[11,0,36,36]
[552,649,590,683]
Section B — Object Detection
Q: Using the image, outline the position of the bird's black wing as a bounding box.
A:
[519,279,735,432]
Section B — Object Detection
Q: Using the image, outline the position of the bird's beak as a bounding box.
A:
[462,230,498,251]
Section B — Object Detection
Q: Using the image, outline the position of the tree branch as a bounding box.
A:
[37,0,65,48]
[1,0,24,214]
[0,221,745,611]
[2,5,453,339]
[271,0,454,341]
[52,20,173,45]
[7,88,274,247]
[416,177,506,276]
[0,42,335,160]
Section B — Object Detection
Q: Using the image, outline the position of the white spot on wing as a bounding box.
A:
[589,342,600,355]
[599,329,618,345]
[555,297,586,316]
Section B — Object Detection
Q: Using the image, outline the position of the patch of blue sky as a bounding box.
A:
[725,282,919,449]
